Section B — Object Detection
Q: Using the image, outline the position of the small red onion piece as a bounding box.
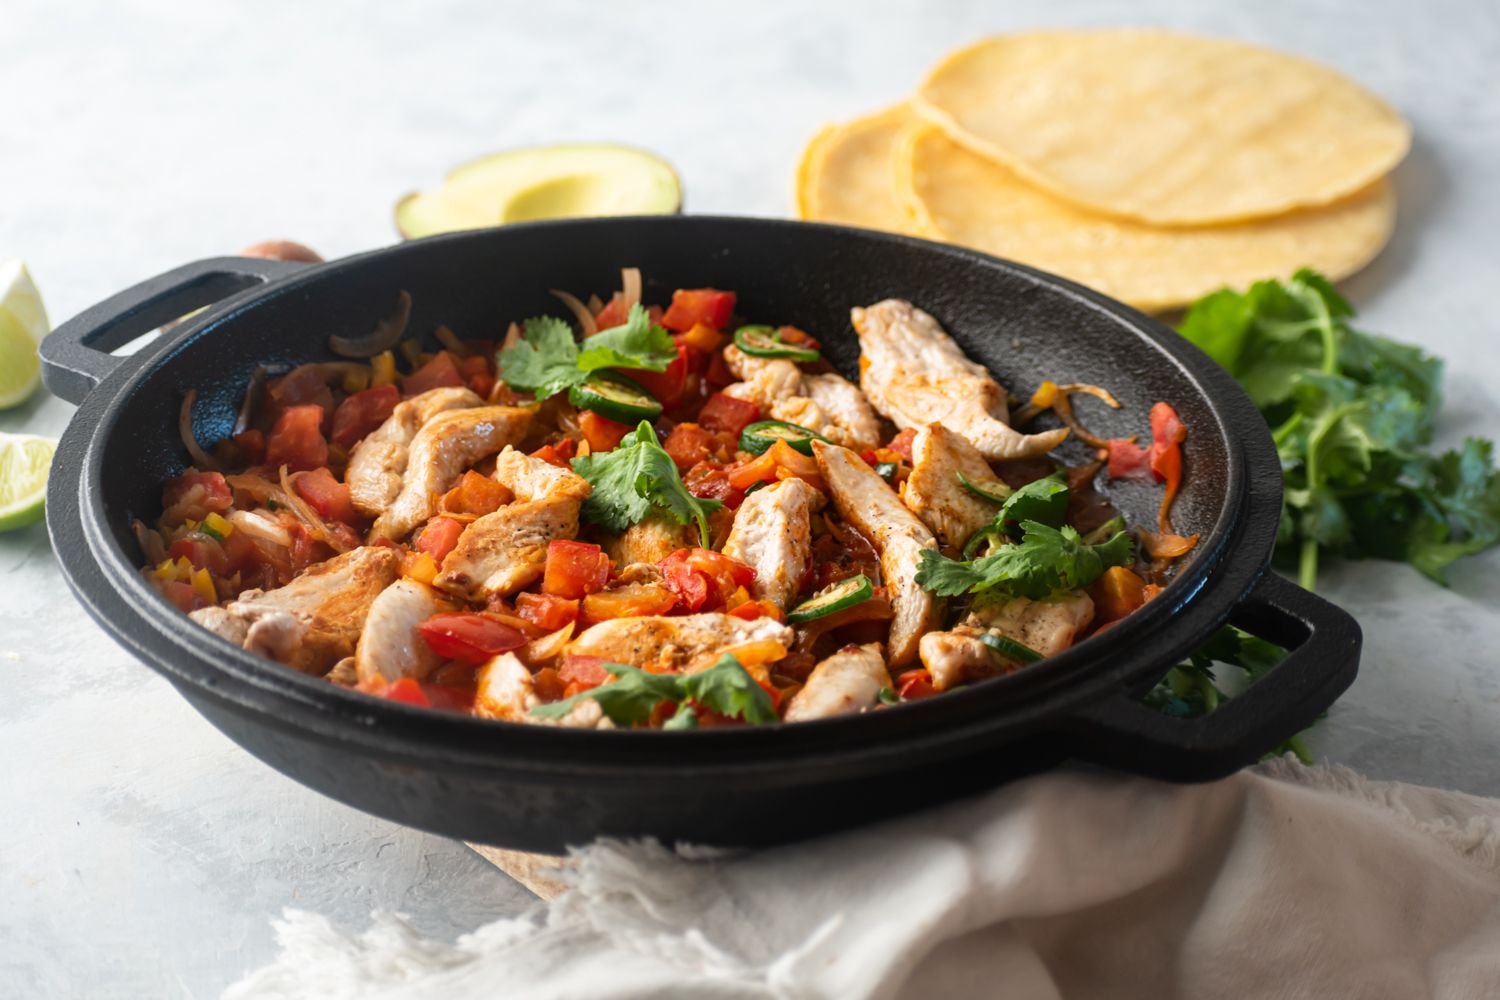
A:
[550,289,597,336]
[329,290,412,358]
[620,267,642,313]
[179,389,221,470]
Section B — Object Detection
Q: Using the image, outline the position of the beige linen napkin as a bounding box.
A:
[226,758,1500,999]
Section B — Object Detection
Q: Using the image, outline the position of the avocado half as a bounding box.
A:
[395,143,683,239]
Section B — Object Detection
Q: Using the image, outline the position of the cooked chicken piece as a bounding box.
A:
[434,447,592,600]
[599,512,688,568]
[783,644,891,722]
[354,579,448,686]
[347,387,481,517]
[852,299,1068,460]
[902,423,1006,549]
[568,613,794,674]
[722,346,881,450]
[811,442,943,667]
[721,478,824,610]
[474,652,605,727]
[371,405,533,542]
[188,545,400,673]
[327,657,358,687]
[920,591,1095,691]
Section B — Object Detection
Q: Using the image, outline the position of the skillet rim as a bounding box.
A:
[49,215,1278,774]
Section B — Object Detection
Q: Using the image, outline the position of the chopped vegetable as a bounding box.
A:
[661,289,735,333]
[402,351,466,395]
[732,325,820,362]
[739,419,828,456]
[578,409,634,453]
[265,404,328,473]
[416,612,528,664]
[529,653,774,727]
[917,520,1134,599]
[698,393,762,437]
[541,539,612,600]
[497,305,675,402]
[787,574,874,624]
[572,422,723,547]
[331,383,400,450]
[977,632,1043,665]
[415,516,465,563]
[567,373,663,423]
[957,470,1013,504]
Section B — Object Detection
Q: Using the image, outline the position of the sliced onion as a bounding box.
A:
[233,367,270,435]
[279,465,351,553]
[620,267,642,313]
[1140,528,1200,559]
[550,289,597,336]
[500,321,523,351]
[1058,383,1122,409]
[132,519,168,564]
[224,473,280,505]
[1050,392,1112,449]
[434,324,468,356]
[228,508,292,548]
[586,294,603,314]
[522,622,575,665]
[329,290,412,358]
[311,361,369,381]
[179,389,221,470]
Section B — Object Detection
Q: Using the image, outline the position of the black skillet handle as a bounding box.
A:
[39,257,310,405]
[1065,571,1361,782]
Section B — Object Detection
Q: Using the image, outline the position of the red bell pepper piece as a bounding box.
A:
[402,351,466,396]
[415,516,465,563]
[660,289,735,333]
[697,393,760,437]
[265,404,329,472]
[579,410,633,452]
[330,383,399,450]
[542,540,612,599]
[293,466,355,523]
[515,592,580,632]
[416,612,528,664]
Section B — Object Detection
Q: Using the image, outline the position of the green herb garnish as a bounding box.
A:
[916,520,1134,599]
[497,304,676,401]
[528,654,775,727]
[571,421,723,546]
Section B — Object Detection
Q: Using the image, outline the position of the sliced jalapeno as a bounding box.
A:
[787,573,874,624]
[956,471,1013,504]
[978,631,1043,665]
[739,419,830,456]
[732,325,820,362]
[566,373,662,422]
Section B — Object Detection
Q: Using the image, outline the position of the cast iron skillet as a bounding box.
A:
[40,217,1359,852]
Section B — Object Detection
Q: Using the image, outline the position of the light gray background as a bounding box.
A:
[2,1,1496,995]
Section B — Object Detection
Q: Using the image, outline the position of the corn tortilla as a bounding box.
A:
[897,123,1395,312]
[915,30,1410,226]
[795,104,927,235]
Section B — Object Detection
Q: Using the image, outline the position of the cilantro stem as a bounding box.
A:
[1298,537,1319,593]
[1272,412,1303,447]
[1284,733,1313,765]
[1306,286,1339,376]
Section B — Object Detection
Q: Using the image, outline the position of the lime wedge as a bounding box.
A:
[0,432,56,531]
[0,260,50,409]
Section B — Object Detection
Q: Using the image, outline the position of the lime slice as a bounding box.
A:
[0,432,56,531]
[0,260,50,409]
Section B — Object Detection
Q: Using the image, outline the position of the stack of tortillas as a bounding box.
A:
[796,30,1410,312]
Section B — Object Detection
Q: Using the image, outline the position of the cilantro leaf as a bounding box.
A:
[916,521,1134,599]
[496,316,584,399]
[998,474,1070,531]
[571,421,723,546]
[681,654,778,725]
[576,304,676,373]
[529,662,685,726]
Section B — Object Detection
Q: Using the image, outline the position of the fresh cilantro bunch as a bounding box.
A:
[1179,269,1500,588]
[528,654,777,729]
[916,519,1135,599]
[497,304,677,400]
[571,421,722,546]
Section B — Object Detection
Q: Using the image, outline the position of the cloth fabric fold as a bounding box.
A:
[226,760,1500,999]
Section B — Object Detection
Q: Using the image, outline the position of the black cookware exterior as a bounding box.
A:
[40,217,1360,852]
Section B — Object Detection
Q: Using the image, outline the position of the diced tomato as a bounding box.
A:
[895,668,937,700]
[402,351,465,396]
[421,683,476,713]
[265,364,335,427]
[542,539,612,599]
[582,582,679,621]
[659,547,755,613]
[330,384,399,450]
[705,350,736,389]
[158,579,207,614]
[559,655,612,692]
[727,599,784,622]
[265,404,328,472]
[1107,438,1151,479]
[593,293,629,331]
[169,534,228,575]
[663,423,714,471]
[622,342,688,406]
[886,428,918,461]
[162,470,234,517]
[469,373,496,398]
[661,289,735,333]
[1147,401,1187,488]
[293,467,355,523]
[415,516,465,563]
[516,592,580,632]
[579,410,633,452]
[683,461,746,510]
[457,354,490,379]
[380,677,431,707]
[533,667,567,702]
[660,552,710,611]
[698,393,760,437]
[530,438,578,467]
[232,429,266,465]
[416,612,528,664]
[440,469,509,516]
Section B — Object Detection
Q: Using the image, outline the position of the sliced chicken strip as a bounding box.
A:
[852,299,1068,460]
[721,477,824,611]
[598,512,687,568]
[347,387,481,517]
[434,447,592,600]
[812,441,943,667]
[723,346,880,450]
[921,591,1095,691]
[354,579,448,686]
[568,613,794,675]
[783,644,891,722]
[188,545,400,673]
[371,404,533,542]
[903,423,1005,549]
[474,652,605,727]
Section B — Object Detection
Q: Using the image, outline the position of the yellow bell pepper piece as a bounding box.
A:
[190,567,217,604]
[371,351,397,387]
[202,511,234,540]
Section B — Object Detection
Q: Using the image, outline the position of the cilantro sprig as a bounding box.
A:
[571,421,722,546]
[916,519,1134,599]
[497,304,676,400]
[528,654,777,728]
[1179,269,1499,588]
